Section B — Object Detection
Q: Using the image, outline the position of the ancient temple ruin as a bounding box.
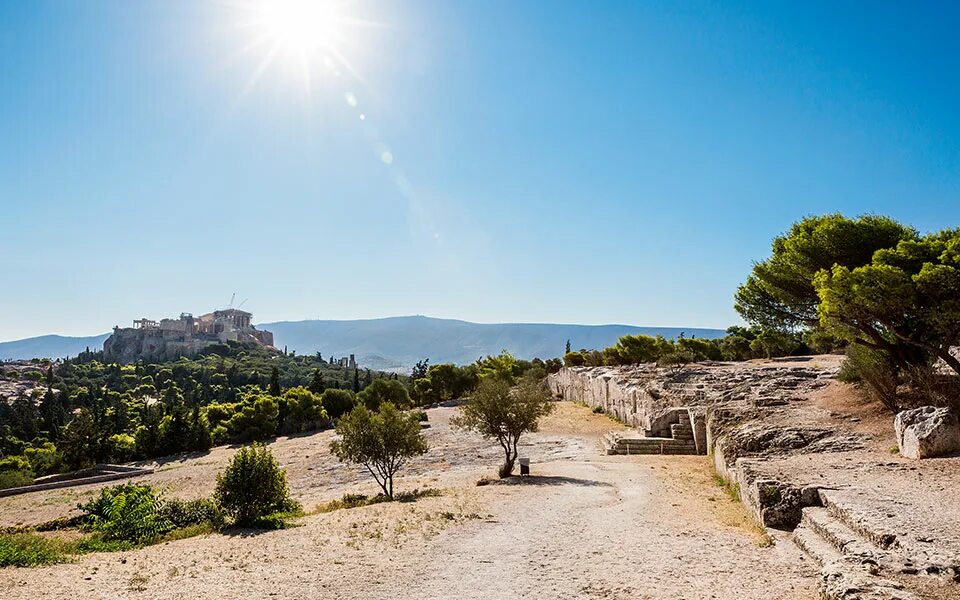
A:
[103,308,274,363]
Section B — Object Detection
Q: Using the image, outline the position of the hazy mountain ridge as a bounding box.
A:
[261,316,725,369]
[0,334,111,361]
[0,316,726,367]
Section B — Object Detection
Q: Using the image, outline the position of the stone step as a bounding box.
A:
[802,507,880,563]
[609,446,699,455]
[793,522,920,600]
[794,522,844,568]
[819,493,898,551]
[817,493,957,581]
[614,440,697,448]
[616,438,696,446]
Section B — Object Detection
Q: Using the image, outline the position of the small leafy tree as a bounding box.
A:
[226,395,279,442]
[321,388,355,419]
[330,403,428,499]
[452,375,554,478]
[357,378,410,411]
[214,444,295,526]
[657,351,695,373]
[281,386,328,432]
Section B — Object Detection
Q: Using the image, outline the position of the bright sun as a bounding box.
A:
[230,0,381,95]
[255,0,346,57]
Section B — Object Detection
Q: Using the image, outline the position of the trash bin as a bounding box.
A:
[519,457,530,476]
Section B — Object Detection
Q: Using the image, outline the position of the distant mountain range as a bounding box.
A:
[0,316,726,371]
[0,334,110,362]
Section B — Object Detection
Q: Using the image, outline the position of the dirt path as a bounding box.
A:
[0,403,818,599]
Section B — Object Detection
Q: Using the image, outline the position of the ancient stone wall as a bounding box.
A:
[548,366,673,431]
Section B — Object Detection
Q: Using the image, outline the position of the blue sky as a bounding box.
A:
[1,1,959,339]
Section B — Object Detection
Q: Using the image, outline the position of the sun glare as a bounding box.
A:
[257,0,344,56]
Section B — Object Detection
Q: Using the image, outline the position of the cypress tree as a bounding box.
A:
[269,366,281,396]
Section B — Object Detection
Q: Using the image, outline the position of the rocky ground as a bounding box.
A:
[551,356,960,599]
[0,360,50,403]
[0,402,819,600]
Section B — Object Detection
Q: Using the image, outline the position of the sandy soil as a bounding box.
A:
[0,402,818,600]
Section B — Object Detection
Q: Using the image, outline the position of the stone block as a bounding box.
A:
[894,406,960,459]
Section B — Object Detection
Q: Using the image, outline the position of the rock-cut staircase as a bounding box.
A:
[790,494,958,600]
[601,408,699,455]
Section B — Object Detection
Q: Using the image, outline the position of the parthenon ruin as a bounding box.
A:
[103,308,274,363]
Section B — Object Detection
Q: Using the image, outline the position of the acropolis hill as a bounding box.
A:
[102,308,274,364]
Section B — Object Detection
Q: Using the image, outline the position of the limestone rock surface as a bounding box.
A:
[895,406,960,459]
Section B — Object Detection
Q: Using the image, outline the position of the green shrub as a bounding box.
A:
[321,388,355,419]
[412,410,429,422]
[226,396,279,442]
[316,488,441,513]
[160,498,224,530]
[214,444,298,527]
[357,378,411,411]
[107,434,137,463]
[0,455,34,490]
[0,533,71,567]
[281,387,328,432]
[838,344,900,411]
[79,484,173,544]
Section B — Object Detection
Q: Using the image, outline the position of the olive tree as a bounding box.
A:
[452,375,554,478]
[330,403,427,499]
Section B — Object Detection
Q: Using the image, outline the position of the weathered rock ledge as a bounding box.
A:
[548,357,960,600]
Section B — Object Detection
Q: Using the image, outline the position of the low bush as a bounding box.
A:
[316,488,441,513]
[160,498,224,530]
[79,484,172,544]
[0,455,34,490]
[214,444,299,527]
[838,345,900,411]
[0,469,33,491]
[79,484,224,545]
[0,533,72,567]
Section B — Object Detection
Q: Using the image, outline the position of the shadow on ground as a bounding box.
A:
[488,475,611,488]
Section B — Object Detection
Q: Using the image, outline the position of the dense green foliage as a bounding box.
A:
[320,388,357,419]
[214,444,298,526]
[331,403,428,499]
[0,345,399,483]
[0,533,75,567]
[0,483,226,567]
[451,373,554,477]
[408,352,559,405]
[79,484,173,544]
[737,213,960,410]
[356,378,411,411]
[563,326,812,369]
[77,483,223,545]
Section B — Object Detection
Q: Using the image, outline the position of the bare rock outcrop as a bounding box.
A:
[894,406,960,459]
